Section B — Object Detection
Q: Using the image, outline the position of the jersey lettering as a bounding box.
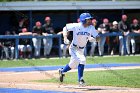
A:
[77,32,90,36]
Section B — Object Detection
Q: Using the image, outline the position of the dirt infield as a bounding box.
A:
[0,66,140,93]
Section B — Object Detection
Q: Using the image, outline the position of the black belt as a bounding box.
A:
[73,44,84,49]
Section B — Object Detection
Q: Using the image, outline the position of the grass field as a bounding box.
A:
[0,56,140,68]
[37,69,140,88]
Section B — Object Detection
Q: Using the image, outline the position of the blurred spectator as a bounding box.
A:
[0,41,3,60]
[18,28,32,58]
[32,21,43,58]
[118,15,130,56]
[109,21,119,56]
[98,18,110,56]
[3,31,15,59]
[90,19,98,56]
[57,31,68,58]
[77,18,80,23]
[57,30,73,58]
[18,17,29,34]
[130,19,140,55]
[42,16,54,58]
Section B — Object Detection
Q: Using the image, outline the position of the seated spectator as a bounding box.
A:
[130,19,140,55]
[18,28,32,58]
[3,31,15,60]
[109,21,119,56]
[32,21,42,58]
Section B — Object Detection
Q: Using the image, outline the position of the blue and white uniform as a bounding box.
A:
[60,13,99,85]
[64,23,98,68]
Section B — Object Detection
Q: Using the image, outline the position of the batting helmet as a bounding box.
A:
[80,13,93,24]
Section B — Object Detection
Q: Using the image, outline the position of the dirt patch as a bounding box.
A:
[0,66,140,93]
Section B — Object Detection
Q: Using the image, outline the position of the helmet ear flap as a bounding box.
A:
[80,19,86,24]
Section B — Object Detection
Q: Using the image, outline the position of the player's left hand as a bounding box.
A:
[89,37,100,42]
[64,38,70,44]
[89,37,96,42]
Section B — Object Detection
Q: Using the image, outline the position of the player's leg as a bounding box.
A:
[10,46,15,59]
[130,37,136,55]
[101,36,106,56]
[3,46,10,59]
[37,38,41,57]
[46,37,53,57]
[0,46,3,60]
[119,36,124,56]
[19,45,26,58]
[77,49,86,86]
[32,38,38,57]
[32,38,41,58]
[26,45,32,58]
[126,36,131,55]
[59,45,78,82]
[61,44,67,58]
[98,37,105,56]
[90,41,97,56]
[43,38,47,56]
[78,64,85,86]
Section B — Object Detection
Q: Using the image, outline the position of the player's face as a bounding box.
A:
[86,19,92,26]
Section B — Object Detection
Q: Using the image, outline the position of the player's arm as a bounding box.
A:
[89,27,100,42]
[42,32,48,36]
[57,31,63,35]
[63,26,70,44]
[19,32,32,36]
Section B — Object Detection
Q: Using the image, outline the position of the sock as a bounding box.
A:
[78,64,85,82]
[62,64,71,73]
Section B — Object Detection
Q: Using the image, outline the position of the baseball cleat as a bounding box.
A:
[79,79,86,87]
[59,68,65,82]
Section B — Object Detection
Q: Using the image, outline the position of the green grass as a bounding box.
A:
[37,69,140,88]
[0,56,140,68]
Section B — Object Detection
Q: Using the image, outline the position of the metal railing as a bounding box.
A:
[0,32,140,59]
[0,34,62,59]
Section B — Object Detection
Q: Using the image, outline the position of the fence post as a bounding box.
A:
[15,36,19,59]
[58,35,62,57]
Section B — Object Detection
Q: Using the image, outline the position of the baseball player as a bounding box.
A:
[59,13,99,86]
[118,15,130,56]
[130,19,140,55]
[42,16,54,58]
[32,21,42,58]
[19,28,32,58]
